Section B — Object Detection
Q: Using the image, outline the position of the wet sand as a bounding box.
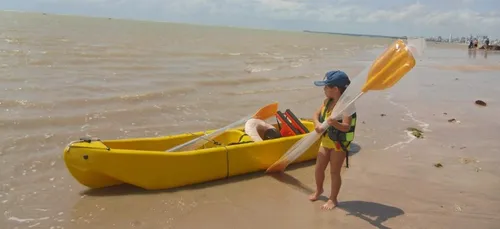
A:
[2,11,500,229]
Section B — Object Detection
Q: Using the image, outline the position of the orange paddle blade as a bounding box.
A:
[266,160,289,173]
[265,130,322,173]
[362,39,416,92]
[253,102,278,120]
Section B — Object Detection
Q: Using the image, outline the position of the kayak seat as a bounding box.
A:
[285,109,309,134]
[275,109,309,137]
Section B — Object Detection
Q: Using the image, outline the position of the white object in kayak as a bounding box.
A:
[244,118,277,142]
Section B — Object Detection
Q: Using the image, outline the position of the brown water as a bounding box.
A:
[2,11,500,229]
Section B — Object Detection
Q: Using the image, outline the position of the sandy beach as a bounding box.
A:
[1,11,500,229]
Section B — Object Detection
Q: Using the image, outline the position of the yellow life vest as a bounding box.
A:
[318,98,357,168]
[318,98,357,142]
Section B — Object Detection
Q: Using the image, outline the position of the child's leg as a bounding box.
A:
[309,146,331,201]
[321,149,346,210]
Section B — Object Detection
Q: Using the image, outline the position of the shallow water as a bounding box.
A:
[1,11,500,229]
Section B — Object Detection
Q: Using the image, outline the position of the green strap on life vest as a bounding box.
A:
[318,99,333,123]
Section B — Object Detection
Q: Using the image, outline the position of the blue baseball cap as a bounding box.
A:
[313,70,350,87]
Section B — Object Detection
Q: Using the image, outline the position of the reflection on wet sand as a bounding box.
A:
[468,48,476,58]
[468,48,500,59]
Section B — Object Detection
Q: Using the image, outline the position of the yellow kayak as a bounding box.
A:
[63,118,320,190]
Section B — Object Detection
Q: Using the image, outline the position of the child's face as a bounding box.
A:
[324,85,341,99]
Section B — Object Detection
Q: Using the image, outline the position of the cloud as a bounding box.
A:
[355,3,425,23]
[254,0,304,11]
[2,0,500,37]
[289,1,499,37]
[241,0,500,37]
[416,9,500,28]
[251,1,498,25]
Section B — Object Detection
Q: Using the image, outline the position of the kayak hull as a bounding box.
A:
[63,119,320,190]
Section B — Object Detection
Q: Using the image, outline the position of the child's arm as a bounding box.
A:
[327,115,352,133]
[312,105,322,127]
[313,98,328,126]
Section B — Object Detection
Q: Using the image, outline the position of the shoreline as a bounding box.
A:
[303,30,408,40]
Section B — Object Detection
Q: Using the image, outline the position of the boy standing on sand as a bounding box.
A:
[308,70,357,210]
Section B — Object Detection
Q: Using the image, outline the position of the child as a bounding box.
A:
[308,70,357,210]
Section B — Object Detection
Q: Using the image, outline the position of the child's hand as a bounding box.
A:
[315,124,325,133]
[326,117,337,127]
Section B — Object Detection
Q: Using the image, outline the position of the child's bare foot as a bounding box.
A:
[321,199,338,210]
[308,189,323,201]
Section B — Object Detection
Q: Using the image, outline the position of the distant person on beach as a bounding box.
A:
[308,70,356,210]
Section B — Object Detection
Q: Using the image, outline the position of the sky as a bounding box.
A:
[1,0,500,38]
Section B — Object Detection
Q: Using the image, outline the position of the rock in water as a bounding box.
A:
[406,127,424,138]
[475,100,487,106]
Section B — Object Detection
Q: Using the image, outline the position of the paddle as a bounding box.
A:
[166,102,279,152]
[265,38,426,173]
